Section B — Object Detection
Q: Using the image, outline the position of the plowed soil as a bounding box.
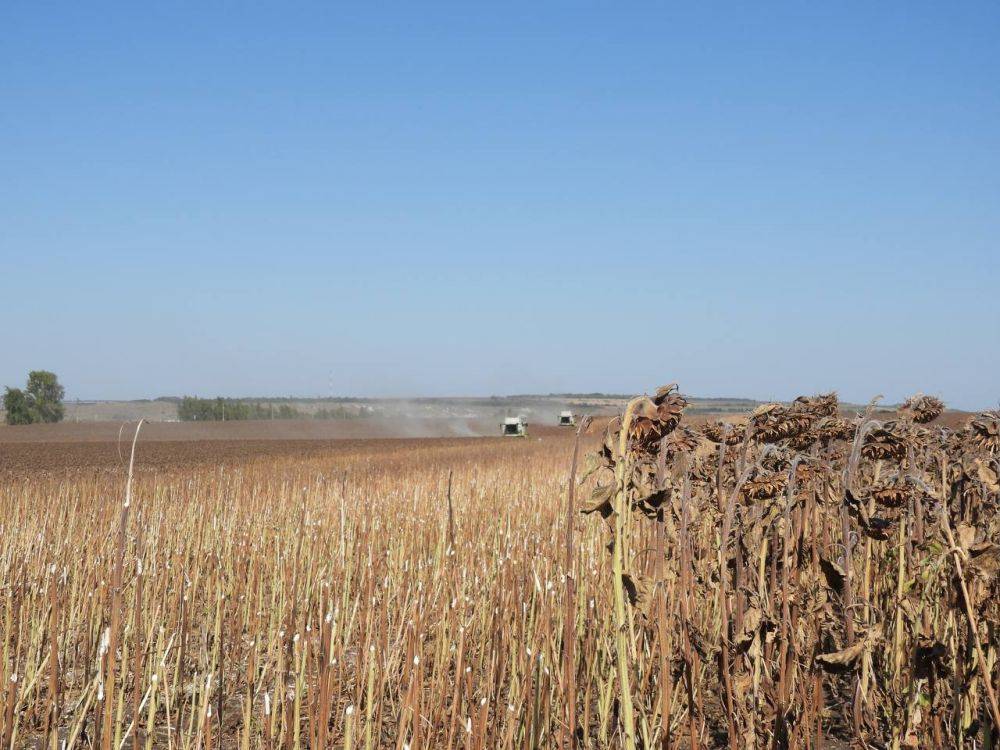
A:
[0,417,498,443]
[0,418,585,474]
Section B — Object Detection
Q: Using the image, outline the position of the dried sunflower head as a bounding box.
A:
[759,449,793,473]
[967,411,1000,454]
[815,417,856,444]
[653,383,679,405]
[701,420,746,446]
[862,421,911,461]
[630,422,665,456]
[653,384,687,433]
[870,474,921,508]
[794,460,828,486]
[787,429,820,451]
[620,391,688,458]
[792,392,839,418]
[899,394,945,424]
[750,403,814,443]
[741,470,788,501]
[662,426,701,457]
[872,485,910,509]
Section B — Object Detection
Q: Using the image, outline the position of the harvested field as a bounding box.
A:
[0,410,609,475]
[1,437,508,474]
[0,418,577,474]
[0,417,501,444]
[1,423,597,749]
[1,395,996,749]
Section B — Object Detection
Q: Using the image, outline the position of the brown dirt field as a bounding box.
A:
[0,419,591,475]
[0,417,496,443]
[0,437,476,474]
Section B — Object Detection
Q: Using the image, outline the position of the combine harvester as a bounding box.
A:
[501,416,528,437]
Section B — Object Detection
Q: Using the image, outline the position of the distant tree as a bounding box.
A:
[3,387,34,425]
[3,370,65,425]
[26,371,65,422]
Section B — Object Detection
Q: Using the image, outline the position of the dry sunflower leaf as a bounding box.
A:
[622,573,656,617]
[973,458,999,493]
[815,640,868,673]
[579,450,609,484]
[967,411,1000,453]
[819,557,846,593]
[580,484,615,518]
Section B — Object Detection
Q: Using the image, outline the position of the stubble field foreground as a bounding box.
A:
[2,426,618,750]
[1,392,998,749]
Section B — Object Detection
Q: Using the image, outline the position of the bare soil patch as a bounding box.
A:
[0,419,585,474]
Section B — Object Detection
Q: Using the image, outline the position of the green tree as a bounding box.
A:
[27,370,65,422]
[177,396,305,421]
[2,387,33,425]
[3,370,65,425]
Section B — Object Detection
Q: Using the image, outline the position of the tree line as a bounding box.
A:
[2,375,375,425]
[177,397,373,421]
[177,397,303,421]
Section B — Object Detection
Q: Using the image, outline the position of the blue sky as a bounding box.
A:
[2,2,998,408]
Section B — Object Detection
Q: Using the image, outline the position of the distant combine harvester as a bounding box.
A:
[501,416,528,437]
[558,410,576,427]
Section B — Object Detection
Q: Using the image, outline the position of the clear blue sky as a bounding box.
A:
[3,2,998,408]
